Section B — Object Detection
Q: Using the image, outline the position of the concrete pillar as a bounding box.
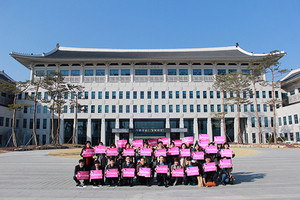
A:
[129,118,134,143]
[207,117,213,141]
[234,117,239,143]
[115,118,119,142]
[80,64,84,83]
[29,63,34,81]
[105,64,109,83]
[163,63,167,82]
[87,118,91,142]
[130,64,134,82]
[188,63,192,82]
[220,119,225,137]
[101,118,106,145]
[180,118,184,139]
[194,117,199,141]
[59,118,64,144]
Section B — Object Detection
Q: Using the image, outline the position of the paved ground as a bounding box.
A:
[0,148,299,200]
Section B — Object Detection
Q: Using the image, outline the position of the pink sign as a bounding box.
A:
[123,148,135,156]
[206,145,218,154]
[90,170,103,179]
[172,168,184,177]
[203,162,217,172]
[123,168,135,177]
[106,168,118,178]
[132,139,143,147]
[179,149,191,157]
[156,165,168,174]
[221,149,233,158]
[183,136,194,145]
[158,137,169,145]
[139,167,151,177]
[192,151,204,160]
[214,136,225,144]
[95,145,106,154]
[186,166,199,176]
[199,134,209,141]
[199,141,209,149]
[172,139,182,147]
[117,140,127,148]
[140,148,152,156]
[82,149,95,157]
[219,159,232,169]
[155,149,167,157]
[148,139,157,147]
[106,148,119,156]
[77,171,89,180]
[168,147,179,155]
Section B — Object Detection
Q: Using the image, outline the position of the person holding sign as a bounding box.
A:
[179,143,188,168]
[95,142,107,173]
[224,143,235,158]
[80,141,95,173]
[121,156,135,187]
[73,159,89,187]
[184,157,197,186]
[90,160,104,187]
[218,157,233,186]
[154,156,168,187]
[202,156,218,187]
[167,142,178,169]
[105,158,119,186]
[170,157,183,186]
[136,157,151,186]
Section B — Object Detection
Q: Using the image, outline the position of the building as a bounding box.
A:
[9,45,286,146]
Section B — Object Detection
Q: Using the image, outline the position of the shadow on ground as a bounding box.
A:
[232,172,266,184]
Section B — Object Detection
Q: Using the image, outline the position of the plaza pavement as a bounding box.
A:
[0,148,299,200]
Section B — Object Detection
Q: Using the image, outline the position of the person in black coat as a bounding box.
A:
[121,156,135,186]
[105,158,119,186]
[136,157,151,186]
[90,160,104,187]
[80,141,94,172]
[73,159,89,187]
[154,156,168,187]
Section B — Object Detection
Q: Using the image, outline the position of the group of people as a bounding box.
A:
[73,139,235,188]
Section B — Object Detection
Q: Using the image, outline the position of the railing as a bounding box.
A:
[84,76,95,83]
[179,75,189,82]
[109,76,120,83]
[150,75,164,82]
[289,93,300,104]
[120,76,131,83]
[204,75,214,82]
[95,76,106,83]
[134,76,148,82]
[70,77,80,83]
[167,75,178,82]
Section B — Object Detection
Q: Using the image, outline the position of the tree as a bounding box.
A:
[260,50,288,144]
[223,71,252,144]
[54,97,67,144]
[0,80,30,147]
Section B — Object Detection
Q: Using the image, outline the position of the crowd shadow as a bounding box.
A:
[231,172,266,185]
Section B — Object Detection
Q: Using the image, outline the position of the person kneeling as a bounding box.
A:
[202,156,218,187]
[105,158,119,187]
[73,159,89,188]
[137,157,151,186]
[91,160,104,187]
[184,157,197,186]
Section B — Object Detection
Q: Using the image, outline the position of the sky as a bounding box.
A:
[0,0,299,82]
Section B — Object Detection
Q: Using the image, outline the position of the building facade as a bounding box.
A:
[9,45,286,146]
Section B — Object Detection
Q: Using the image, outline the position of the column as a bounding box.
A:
[129,118,134,143]
[87,118,91,142]
[29,63,34,81]
[234,117,239,143]
[105,64,109,83]
[115,118,119,143]
[207,117,213,141]
[130,63,134,82]
[73,120,78,144]
[101,118,106,145]
[194,118,199,141]
[247,117,251,144]
[166,117,170,139]
[188,63,192,82]
[220,119,225,137]
[80,64,84,83]
[59,119,64,144]
[180,118,184,139]
[163,63,167,82]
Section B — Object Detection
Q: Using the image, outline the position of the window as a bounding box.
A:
[196,91,200,98]
[168,69,176,75]
[257,104,261,112]
[36,70,45,76]
[283,117,287,125]
[244,105,248,112]
[43,106,47,113]
[259,117,262,127]
[135,69,147,75]
[263,104,267,112]
[275,91,279,98]
[242,69,250,74]
[43,119,47,129]
[147,105,151,113]
[71,92,75,99]
[121,69,130,76]
[155,91,158,99]
[0,117,3,126]
[169,91,173,99]
[63,92,68,100]
[288,116,292,124]
[126,91,130,99]
[105,91,109,99]
[169,105,173,113]
[30,105,34,113]
[204,105,207,112]
[217,105,221,112]
[230,91,234,97]
[37,106,41,113]
[294,114,299,124]
[211,105,214,112]
[197,105,201,112]
[190,105,194,112]
[84,92,88,99]
[189,91,193,99]
[147,91,151,99]
[162,105,166,113]
[279,117,282,126]
[176,91,179,99]
[262,91,266,98]
[204,69,213,75]
[243,91,247,98]
[162,91,165,99]
[231,105,234,112]
[105,105,109,113]
[218,69,226,75]
[203,91,207,98]
[110,69,119,76]
[112,91,116,99]
[224,105,228,112]
[155,105,159,113]
[126,105,130,113]
[290,90,295,95]
[63,105,67,113]
[290,133,294,141]
[270,105,273,112]
[29,119,33,129]
[182,105,187,112]
[36,119,40,129]
[71,70,80,76]
[228,69,237,73]
[179,69,188,75]
[224,91,227,98]
[140,105,144,113]
[96,70,105,76]
[256,91,260,98]
[176,105,180,113]
[84,105,88,113]
[251,117,255,127]
[23,119,27,128]
[78,92,82,99]
[112,105,116,113]
[250,91,253,98]
[264,117,268,127]
[91,92,95,99]
[91,105,95,113]
[133,105,137,113]
[193,69,202,75]
[70,105,74,113]
[16,119,19,128]
[269,91,272,98]
[150,69,163,75]
[119,105,122,113]
[182,91,186,99]
[5,118,9,127]
[210,91,214,98]
[140,91,144,99]
[98,105,102,113]
[98,91,102,99]
[271,117,274,127]
[47,70,55,76]
[119,91,123,99]
[217,91,220,99]
[24,106,27,113]
[296,132,300,142]
[85,70,94,76]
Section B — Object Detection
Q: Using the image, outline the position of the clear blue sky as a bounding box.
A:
[0,0,299,81]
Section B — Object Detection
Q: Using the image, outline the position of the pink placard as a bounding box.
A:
[168,147,179,155]
[82,149,95,157]
[155,149,167,157]
[206,145,218,154]
[132,139,143,147]
[172,140,182,147]
[158,137,169,145]
[139,167,151,177]
[106,148,119,156]
[123,168,135,177]
[199,134,209,141]
[77,171,89,180]
[123,148,135,156]
[140,148,152,156]
[95,146,106,154]
[192,151,204,160]
[221,149,233,158]
[148,139,158,147]
[172,168,184,177]
[219,159,232,168]
[117,140,127,148]
[199,141,209,149]
[214,136,225,144]
[186,166,199,176]
[156,165,168,174]
[183,136,194,145]
[203,162,217,172]
[106,168,118,178]
[179,149,191,157]
[90,170,103,179]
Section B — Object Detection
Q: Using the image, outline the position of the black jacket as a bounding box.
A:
[74,165,86,176]
[122,162,135,169]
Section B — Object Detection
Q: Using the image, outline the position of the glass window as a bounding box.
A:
[140,91,144,99]
[133,105,137,113]
[47,70,55,76]
[243,91,247,98]
[98,105,102,113]
[193,69,202,75]
[271,117,274,127]
[182,91,186,99]
[70,105,74,113]
[257,104,261,112]
[290,90,295,95]
[91,91,95,99]
[190,105,194,112]
[169,105,173,113]
[259,117,262,127]
[23,106,28,113]
[250,104,254,112]
[37,106,41,113]
[294,114,299,124]
[62,105,67,113]
[196,91,200,98]
[183,105,187,112]
[217,91,220,99]
[110,69,119,76]
[119,91,123,99]
[262,91,266,98]
[126,105,130,113]
[96,70,105,76]
[179,69,188,75]
[263,104,267,112]
[140,105,144,113]
[251,117,255,127]
[162,105,166,113]
[189,91,193,99]
[228,69,237,73]
[231,105,234,112]
[162,91,165,99]
[71,70,80,76]
[264,117,268,127]
[283,117,287,125]
[218,69,226,75]
[242,69,250,74]
[224,105,228,112]
[176,91,179,99]
[217,105,221,112]
[98,91,102,99]
[169,91,173,99]
[204,69,213,75]
[230,91,234,97]
[133,91,137,99]
[147,105,151,113]
[105,91,109,99]
[204,105,207,112]
[36,70,45,76]
[43,119,47,129]
[211,105,214,112]
[135,69,147,75]
[147,91,151,99]
[275,91,279,98]
[121,69,130,76]
[29,119,33,129]
[176,105,180,113]
[197,105,201,112]
[126,91,130,99]
[84,92,88,99]
[84,105,88,113]
[23,119,27,128]
[0,117,3,126]
[203,91,207,98]
[244,105,248,112]
[269,91,272,98]
[78,92,82,100]
[150,69,163,75]
[155,91,158,99]
[155,105,159,113]
[288,116,293,124]
[119,105,122,113]
[60,70,69,76]
[224,91,227,98]
[110,91,115,99]
[279,117,282,126]
[210,91,214,98]
[43,106,47,113]
[91,105,95,113]
[105,105,109,113]
[256,91,260,98]
[85,70,94,76]
[30,105,34,113]
[168,69,177,75]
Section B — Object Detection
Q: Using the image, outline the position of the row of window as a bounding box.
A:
[280,132,300,141]
[278,114,299,126]
[36,69,251,77]
[21,118,47,129]
[0,117,11,127]
[289,88,300,95]
[251,117,274,128]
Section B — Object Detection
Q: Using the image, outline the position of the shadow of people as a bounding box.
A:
[231,172,266,184]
